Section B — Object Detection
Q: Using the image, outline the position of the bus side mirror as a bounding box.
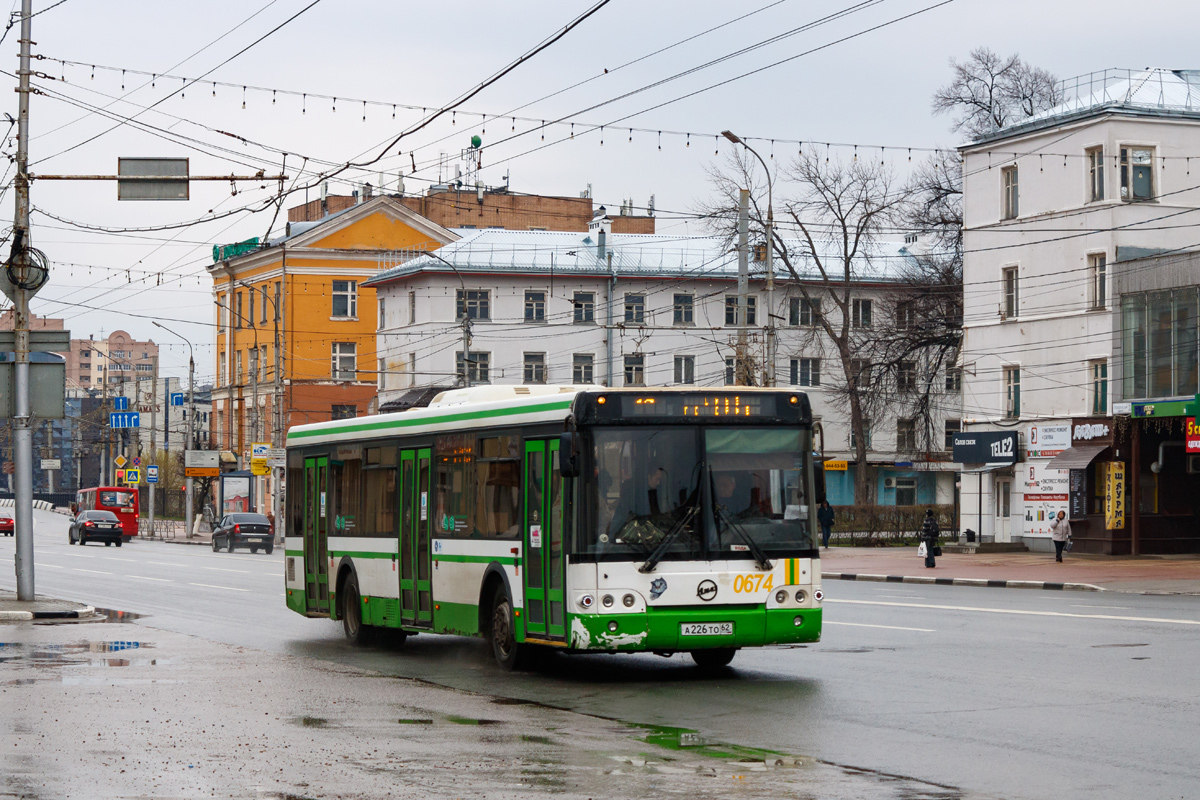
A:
[559,432,580,477]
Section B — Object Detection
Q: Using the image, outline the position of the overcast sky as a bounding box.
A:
[6,0,1198,382]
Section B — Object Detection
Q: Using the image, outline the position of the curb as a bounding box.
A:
[0,605,96,621]
[822,572,1104,592]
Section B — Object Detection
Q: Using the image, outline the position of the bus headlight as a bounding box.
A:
[580,595,594,609]
[602,594,614,608]
[622,593,635,607]
[794,590,807,603]
[774,589,788,604]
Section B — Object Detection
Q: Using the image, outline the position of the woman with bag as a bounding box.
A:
[920,509,940,568]
[1049,510,1072,562]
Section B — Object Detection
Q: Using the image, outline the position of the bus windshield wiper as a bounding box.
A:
[637,504,698,574]
[710,469,773,571]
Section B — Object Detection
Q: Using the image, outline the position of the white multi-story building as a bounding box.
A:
[959,68,1200,550]
[366,216,959,506]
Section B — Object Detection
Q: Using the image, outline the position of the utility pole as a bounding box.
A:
[148,358,157,535]
[736,188,750,386]
[153,321,195,538]
[461,316,472,388]
[10,0,36,600]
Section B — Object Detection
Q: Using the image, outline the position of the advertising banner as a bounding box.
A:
[1068,469,1087,520]
[953,431,1018,465]
[1021,462,1069,537]
[1187,417,1200,453]
[1105,461,1126,530]
[1027,423,1071,458]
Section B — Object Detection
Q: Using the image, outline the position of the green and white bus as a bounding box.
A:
[284,385,822,669]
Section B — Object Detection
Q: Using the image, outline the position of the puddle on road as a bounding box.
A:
[0,641,168,684]
[397,718,433,725]
[91,607,145,623]
[445,715,501,726]
[1092,642,1149,648]
[295,716,329,728]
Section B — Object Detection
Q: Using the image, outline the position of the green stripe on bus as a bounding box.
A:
[433,554,516,565]
[284,549,303,557]
[330,550,395,559]
[287,399,573,441]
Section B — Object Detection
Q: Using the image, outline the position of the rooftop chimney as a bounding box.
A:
[589,206,612,258]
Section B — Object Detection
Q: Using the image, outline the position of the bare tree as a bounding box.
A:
[932,47,1062,139]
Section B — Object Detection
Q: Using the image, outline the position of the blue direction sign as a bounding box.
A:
[170,392,185,406]
[113,396,129,411]
[110,411,141,429]
[146,466,159,483]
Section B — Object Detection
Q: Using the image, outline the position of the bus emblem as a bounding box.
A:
[696,580,718,602]
[649,578,667,600]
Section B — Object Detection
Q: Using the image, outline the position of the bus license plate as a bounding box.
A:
[681,622,733,637]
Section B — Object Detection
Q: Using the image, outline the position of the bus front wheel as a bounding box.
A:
[691,648,737,669]
[341,573,374,646]
[489,586,533,671]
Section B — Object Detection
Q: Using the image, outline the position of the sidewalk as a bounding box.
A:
[0,589,94,621]
[820,546,1200,595]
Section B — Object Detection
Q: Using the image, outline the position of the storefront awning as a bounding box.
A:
[1046,444,1108,470]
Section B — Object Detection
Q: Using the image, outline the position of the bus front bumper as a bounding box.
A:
[566,605,821,652]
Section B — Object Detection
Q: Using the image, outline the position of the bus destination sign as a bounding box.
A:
[621,394,777,418]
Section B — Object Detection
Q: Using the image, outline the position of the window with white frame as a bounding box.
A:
[332,280,357,318]
[1091,360,1108,415]
[673,294,694,325]
[1089,253,1107,309]
[217,294,227,333]
[897,418,917,451]
[378,356,386,389]
[790,296,820,326]
[1002,266,1019,318]
[790,358,820,387]
[378,297,385,330]
[1004,367,1021,418]
[456,289,490,320]
[331,342,357,380]
[1002,165,1019,219]
[897,360,917,393]
[1087,147,1105,202]
[234,293,243,328]
[235,350,243,383]
[624,294,645,324]
[725,296,757,326]
[945,367,962,393]
[624,354,645,386]
[523,352,546,383]
[674,355,695,384]
[573,354,594,384]
[573,292,595,323]
[274,282,281,322]
[851,420,872,450]
[218,353,226,386]
[896,300,915,330]
[1120,146,1154,201]
[944,419,961,450]
[408,290,416,324]
[849,358,871,390]
[852,298,872,328]
[456,351,490,384]
[524,291,546,323]
[248,290,256,327]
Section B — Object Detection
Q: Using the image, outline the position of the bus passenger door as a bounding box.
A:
[303,456,330,615]
[523,439,565,641]
[399,448,433,628]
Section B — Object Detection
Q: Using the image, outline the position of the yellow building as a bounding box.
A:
[208,196,457,513]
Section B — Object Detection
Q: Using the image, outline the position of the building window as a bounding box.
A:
[1002,165,1019,219]
[790,358,820,387]
[235,350,243,383]
[135,363,153,373]
[1004,367,1021,418]
[790,297,820,327]
[331,342,357,381]
[79,349,90,358]
[331,405,357,421]
[456,289,490,320]
[851,420,872,451]
[1003,266,1019,319]
[378,297,386,330]
[378,356,386,390]
[456,351,491,384]
[624,354,645,386]
[1121,288,1200,398]
[674,355,695,384]
[523,352,546,383]
[996,481,1011,518]
[234,293,243,329]
[852,298,872,328]
[274,282,281,322]
[725,296,757,326]
[524,291,546,323]
[624,294,645,324]
[945,367,962,393]
[896,300,915,330]
[849,359,871,390]
[673,294,694,325]
[1089,253,1107,310]
[944,419,961,450]
[1091,360,1108,414]
[573,292,595,323]
[331,280,358,318]
[1120,147,1154,201]
[248,290,255,327]
[897,418,917,451]
[218,353,226,386]
[1087,147,1105,202]
[573,354,594,384]
[897,361,917,393]
[217,294,227,333]
[408,290,416,325]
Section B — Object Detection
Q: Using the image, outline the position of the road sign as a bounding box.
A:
[251,442,271,458]
[118,157,189,201]
[110,411,140,428]
[185,450,219,477]
[40,458,60,470]
[125,467,141,484]
[114,396,129,411]
[114,454,128,469]
[2,461,13,475]
[170,392,185,406]
[132,456,141,467]
[146,465,159,483]
[251,460,272,476]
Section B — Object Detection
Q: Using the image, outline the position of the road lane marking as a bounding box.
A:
[34,562,65,569]
[1070,604,1131,610]
[825,621,935,632]
[826,599,1200,626]
[72,568,112,575]
[129,575,171,582]
[146,561,186,567]
[188,582,250,592]
[203,567,252,574]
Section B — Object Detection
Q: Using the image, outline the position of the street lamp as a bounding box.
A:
[152,321,196,540]
[424,250,473,388]
[721,130,776,386]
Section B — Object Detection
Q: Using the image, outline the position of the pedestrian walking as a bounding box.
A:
[1049,510,1072,562]
[817,500,835,549]
[920,509,940,568]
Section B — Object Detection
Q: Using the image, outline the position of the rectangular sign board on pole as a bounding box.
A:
[184,450,219,477]
[109,411,140,428]
[113,396,129,411]
[118,157,189,201]
[170,392,185,406]
[125,468,140,485]
[1105,461,1126,530]
[40,458,60,470]
[953,431,1018,465]
[0,362,66,419]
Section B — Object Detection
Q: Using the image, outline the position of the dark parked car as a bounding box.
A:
[212,513,273,554]
[0,509,13,536]
[69,510,124,546]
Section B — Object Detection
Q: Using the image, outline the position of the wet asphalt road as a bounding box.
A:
[5,509,1200,799]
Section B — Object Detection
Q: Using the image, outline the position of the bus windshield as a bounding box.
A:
[586,426,815,559]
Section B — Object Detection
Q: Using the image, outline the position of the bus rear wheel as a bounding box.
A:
[489,586,533,671]
[341,573,373,646]
[691,648,737,669]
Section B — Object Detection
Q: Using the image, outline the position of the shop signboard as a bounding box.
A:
[953,431,1017,465]
[823,460,848,471]
[1187,417,1200,454]
[1105,461,1126,530]
[1021,462,1069,537]
[1027,423,1071,458]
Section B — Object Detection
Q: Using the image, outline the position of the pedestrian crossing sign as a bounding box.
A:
[125,468,141,485]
